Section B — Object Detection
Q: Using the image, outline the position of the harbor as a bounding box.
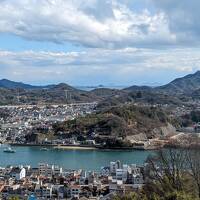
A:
[0,144,153,171]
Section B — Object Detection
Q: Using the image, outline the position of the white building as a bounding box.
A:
[39,163,62,176]
[110,161,121,174]
[52,165,62,175]
[9,167,26,180]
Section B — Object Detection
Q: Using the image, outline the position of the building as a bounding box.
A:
[9,167,26,180]
[110,161,121,174]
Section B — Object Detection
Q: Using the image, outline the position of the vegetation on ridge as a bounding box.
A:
[53,104,173,145]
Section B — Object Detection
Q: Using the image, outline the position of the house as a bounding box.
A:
[38,163,52,176]
[34,184,42,197]
[42,185,53,199]
[34,184,53,198]
[109,180,124,195]
[57,186,66,199]
[132,174,144,188]
[70,185,81,198]
[100,167,110,176]
[9,167,26,180]
[80,186,93,198]
[110,161,121,175]
[116,169,123,181]
[52,165,62,175]
[85,140,96,145]
[79,170,87,185]
[115,165,129,183]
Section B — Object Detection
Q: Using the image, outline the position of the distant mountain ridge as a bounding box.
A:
[124,71,200,94]
[123,85,153,92]
[2,70,200,93]
[157,71,200,93]
[1,70,200,105]
[0,79,97,105]
[0,79,55,90]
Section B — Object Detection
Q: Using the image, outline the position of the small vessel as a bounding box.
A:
[40,147,48,151]
[3,147,16,153]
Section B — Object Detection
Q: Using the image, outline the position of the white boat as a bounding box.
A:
[3,147,16,153]
[40,147,48,151]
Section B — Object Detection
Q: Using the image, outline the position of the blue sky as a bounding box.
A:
[0,0,200,86]
[0,33,83,52]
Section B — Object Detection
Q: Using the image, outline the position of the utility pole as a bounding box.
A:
[64,90,71,103]
[64,90,68,102]
[17,89,20,104]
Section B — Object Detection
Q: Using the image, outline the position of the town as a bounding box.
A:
[0,161,145,199]
[0,103,97,145]
[0,101,200,150]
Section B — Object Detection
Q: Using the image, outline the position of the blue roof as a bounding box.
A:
[28,195,37,200]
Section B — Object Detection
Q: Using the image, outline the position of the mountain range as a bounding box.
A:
[0,79,55,90]
[124,71,200,94]
[157,71,200,94]
[1,71,200,93]
[1,71,200,105]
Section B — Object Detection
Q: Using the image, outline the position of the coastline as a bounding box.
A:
[8,143,157,151]
[54,145,97,150]
[9,142,199,150]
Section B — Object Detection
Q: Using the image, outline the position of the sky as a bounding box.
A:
[0,0,200,86]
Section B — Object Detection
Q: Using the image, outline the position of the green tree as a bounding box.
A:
[9,197,20,200]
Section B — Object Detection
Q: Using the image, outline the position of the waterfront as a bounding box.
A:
[0,145,153,170]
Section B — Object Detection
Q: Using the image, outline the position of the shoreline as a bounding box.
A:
[8,142,200,151]
[8,143,157,151]
[54,145,97,150]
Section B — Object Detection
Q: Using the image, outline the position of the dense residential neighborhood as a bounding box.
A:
[0,103,97,145]
[0,161,145,199]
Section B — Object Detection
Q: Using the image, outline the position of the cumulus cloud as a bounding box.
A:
[0,48,200,85]
[0,0,199,85]
[0,0,177,48]
[152,0,200,45]
[0,0,199,48]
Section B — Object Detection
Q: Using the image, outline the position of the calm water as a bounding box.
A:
[0,145,154,170]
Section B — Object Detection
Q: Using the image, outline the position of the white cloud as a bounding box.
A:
[151,0,200,45]
[0,0,199,48]
[0,1,199,85]
[0,48,200,85]
[0,0,176,48]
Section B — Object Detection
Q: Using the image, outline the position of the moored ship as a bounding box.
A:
[3,147,16,153]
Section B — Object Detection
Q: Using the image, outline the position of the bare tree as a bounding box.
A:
[146,148,187,195]
[187,147,200,198]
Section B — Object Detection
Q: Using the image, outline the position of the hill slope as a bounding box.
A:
[0,79,54,89]
[54,104,174,140]
[1,70,200,105]
[0,83,100,105]
[157,71,200,94]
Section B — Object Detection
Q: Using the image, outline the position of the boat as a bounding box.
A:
[40,147,48,151]
[3,147,16,153]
